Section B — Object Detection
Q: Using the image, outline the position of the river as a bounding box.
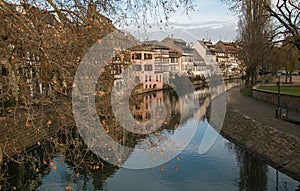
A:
[3,81,300,191]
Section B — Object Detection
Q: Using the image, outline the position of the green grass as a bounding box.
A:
[240,87,253,97]
[258,86,300,96]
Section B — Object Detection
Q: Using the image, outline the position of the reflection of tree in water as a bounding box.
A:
[0,45,208,190]
[0,55,211,190]
[225,142,268,191]
[0,85,183,190]
[1,127,118,190]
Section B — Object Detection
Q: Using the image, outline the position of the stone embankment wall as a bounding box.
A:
[221,105,300,181]
[252,87,300,111]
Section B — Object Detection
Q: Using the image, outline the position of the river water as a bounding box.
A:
[37,126,300,191]
[4,81,300,191]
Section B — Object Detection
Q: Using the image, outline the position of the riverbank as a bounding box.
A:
[221,86,300,182]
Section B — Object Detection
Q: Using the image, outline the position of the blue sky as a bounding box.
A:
[121,0,239,43]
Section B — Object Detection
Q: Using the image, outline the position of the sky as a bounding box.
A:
[121,0,239,43]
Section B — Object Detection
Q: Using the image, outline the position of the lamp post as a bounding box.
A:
[275,72,281,119]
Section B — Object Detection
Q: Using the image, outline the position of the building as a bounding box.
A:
[193,49,207,78]
[162,37,194,76]
[144,41,182,83]
[216,41,241,77]
[194,40,217,64]
[130,46,164,92]
[144,41,172,84]
[193,40,219,77]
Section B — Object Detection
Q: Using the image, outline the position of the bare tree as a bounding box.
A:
[234,0,272,85]
[0,0,195,190]
[222,0,300,53]
[262,0,300,52]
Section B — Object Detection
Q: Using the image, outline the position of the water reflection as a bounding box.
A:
[1,83,300,190]
[236,146,268,191]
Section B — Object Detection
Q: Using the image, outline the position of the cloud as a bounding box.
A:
[170,20,236,30]
[121,0,239,43]
[126,20,238,43]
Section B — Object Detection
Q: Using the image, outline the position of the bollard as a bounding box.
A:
[275,108,281,119]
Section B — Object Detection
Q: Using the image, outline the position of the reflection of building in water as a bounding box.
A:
[130,88,211,131]
[180,87,211,122]
[1,87,216,190]
[129,89,185,134]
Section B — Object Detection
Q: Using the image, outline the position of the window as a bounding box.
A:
[144,65,153,71]
[135,76,140,83]
[145,75,147,82]
[132,53,142,60]
[170,57,177,63]
[133,65,142,71]
[156,75,158,82]
[144,53,152,60]
[112,55,121,61]
[159,75,161,81]
[149,75,151,82]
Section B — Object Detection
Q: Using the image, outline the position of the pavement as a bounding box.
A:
[263,75,300,86]
[226,86,300,139]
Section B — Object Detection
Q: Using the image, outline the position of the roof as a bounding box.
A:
[142,41,170,50]
[216,41,238,54]
[128,45,155,52]
[161,37,194,54]
[163,37,187,44]
[193,49,206,66]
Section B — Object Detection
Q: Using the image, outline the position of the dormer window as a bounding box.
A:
[132,53,142,60]
[144,53,152,60]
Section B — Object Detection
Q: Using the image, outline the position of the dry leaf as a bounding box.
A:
[160,166,164,172]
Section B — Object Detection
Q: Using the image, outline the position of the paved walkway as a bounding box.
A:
[226,86,300,139]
